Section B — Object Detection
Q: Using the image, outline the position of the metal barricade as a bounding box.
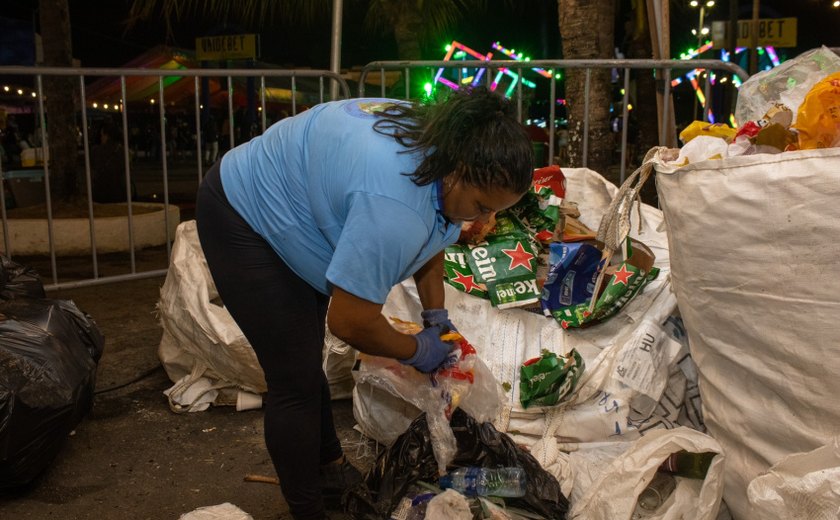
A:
[358,59,749,179]
[0,59,751,291]
[0,66,349,290]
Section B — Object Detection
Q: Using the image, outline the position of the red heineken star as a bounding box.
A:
[532,181,551,193]
[502,242,535,272]
[451,269,485,294]
[611,264,634,286]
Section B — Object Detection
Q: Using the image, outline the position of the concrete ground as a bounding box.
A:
[0,267,374,520]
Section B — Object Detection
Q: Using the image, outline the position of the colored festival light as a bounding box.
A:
[491,42,553,78]
[434,40,546,98]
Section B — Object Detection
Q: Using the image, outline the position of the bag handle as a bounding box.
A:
[587,147,667,313]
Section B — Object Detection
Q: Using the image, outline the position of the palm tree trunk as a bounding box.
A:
[626,0,659,204]
[39,0,80,200]
[558,0,616,179]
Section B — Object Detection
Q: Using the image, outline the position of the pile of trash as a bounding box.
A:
[444,165,660,331]
[675,46,840,165]
[348,166,724,519]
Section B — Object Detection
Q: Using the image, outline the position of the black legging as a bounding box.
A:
[195,161,342,520]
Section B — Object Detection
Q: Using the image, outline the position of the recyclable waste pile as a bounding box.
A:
[676,46,840,164]
[342,165,727,519]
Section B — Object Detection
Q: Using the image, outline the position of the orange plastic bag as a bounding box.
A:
[794,71,840,150]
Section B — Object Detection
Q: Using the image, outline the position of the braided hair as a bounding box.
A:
[372,87,534,194]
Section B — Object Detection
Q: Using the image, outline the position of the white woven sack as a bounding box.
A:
[747,437,840,519]
[568,427,725,520]
[158,221,266,410]
[655,146,840,520]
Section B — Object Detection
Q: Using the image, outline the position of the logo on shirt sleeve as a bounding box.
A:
[344,99,401,118]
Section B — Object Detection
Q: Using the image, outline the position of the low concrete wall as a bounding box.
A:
[0,203,181,256]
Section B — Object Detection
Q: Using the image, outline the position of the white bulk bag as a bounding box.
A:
[655,146,840,519]
[158,221,265,411]
[747,437,840,518]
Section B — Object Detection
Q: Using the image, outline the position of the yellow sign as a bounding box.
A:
[196,34,257,61]
[712,18,797,48]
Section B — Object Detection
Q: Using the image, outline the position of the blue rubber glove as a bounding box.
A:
[421,308,457,332]
[400,325,455,373]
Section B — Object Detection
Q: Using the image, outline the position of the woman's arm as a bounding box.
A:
[412,251,445,310]
[327,286,417,359]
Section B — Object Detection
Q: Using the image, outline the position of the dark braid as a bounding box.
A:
[372,87,533,194]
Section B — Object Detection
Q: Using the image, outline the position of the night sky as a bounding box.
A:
[1,1,836,69]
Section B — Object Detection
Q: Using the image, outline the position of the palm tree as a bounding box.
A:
[39,0,80,199]
[557,0,615,177]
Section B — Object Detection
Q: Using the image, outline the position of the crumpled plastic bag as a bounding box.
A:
[735,46,840,126]
[353,320,502,474]
[793,71,840,149]
[425,489,472,520]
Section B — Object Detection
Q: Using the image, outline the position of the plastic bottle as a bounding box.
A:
[438,466,526,497]
[658,450,716,479]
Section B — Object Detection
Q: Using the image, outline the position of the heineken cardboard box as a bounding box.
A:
[444,231,541,309]
[540,237,659,328]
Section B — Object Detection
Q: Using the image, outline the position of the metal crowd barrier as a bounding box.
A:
[0,66,349,290]
[358,58,750,180]
[0,60,750,291]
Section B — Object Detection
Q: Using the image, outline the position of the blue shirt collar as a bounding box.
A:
[433,178,444,212]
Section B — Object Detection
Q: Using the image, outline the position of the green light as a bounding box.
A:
[525,57,531,62]
[445,44,452,52]
[620,88,625,95]
[454,50,466,59]
[423,82,433,96]
[758,47,765,55]
[555,73,562,80]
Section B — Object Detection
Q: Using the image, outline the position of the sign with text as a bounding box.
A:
[712,18,797,48]
[196,34,257,61]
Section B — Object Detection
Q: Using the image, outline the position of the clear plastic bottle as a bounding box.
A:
[438,466,526,497]
[637,472,676,512]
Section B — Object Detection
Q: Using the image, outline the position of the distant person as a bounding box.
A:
[203,115,219,165]
[91,120,131,203]
[195,88,533,520]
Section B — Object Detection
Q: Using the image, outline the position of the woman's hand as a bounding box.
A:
[400,325,455,373]
[421,308,457,332]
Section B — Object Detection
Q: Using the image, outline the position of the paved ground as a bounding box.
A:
[0,273,373,520]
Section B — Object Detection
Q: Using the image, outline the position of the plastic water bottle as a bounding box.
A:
[438,466,526,497]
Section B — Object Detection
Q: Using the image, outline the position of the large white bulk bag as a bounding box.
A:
[655,146,840,519]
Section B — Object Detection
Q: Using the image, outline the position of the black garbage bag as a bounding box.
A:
[0,297,105,487]
[0,256,45,300]
[346,408,569,519]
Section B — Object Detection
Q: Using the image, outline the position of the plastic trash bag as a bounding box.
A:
[735,46,840,126]
[793,71,840,149]
[0,296,105,487]
[345,408,569,520]
[0,256,45,300]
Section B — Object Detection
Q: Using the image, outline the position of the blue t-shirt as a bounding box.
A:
[220,98,460,304]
